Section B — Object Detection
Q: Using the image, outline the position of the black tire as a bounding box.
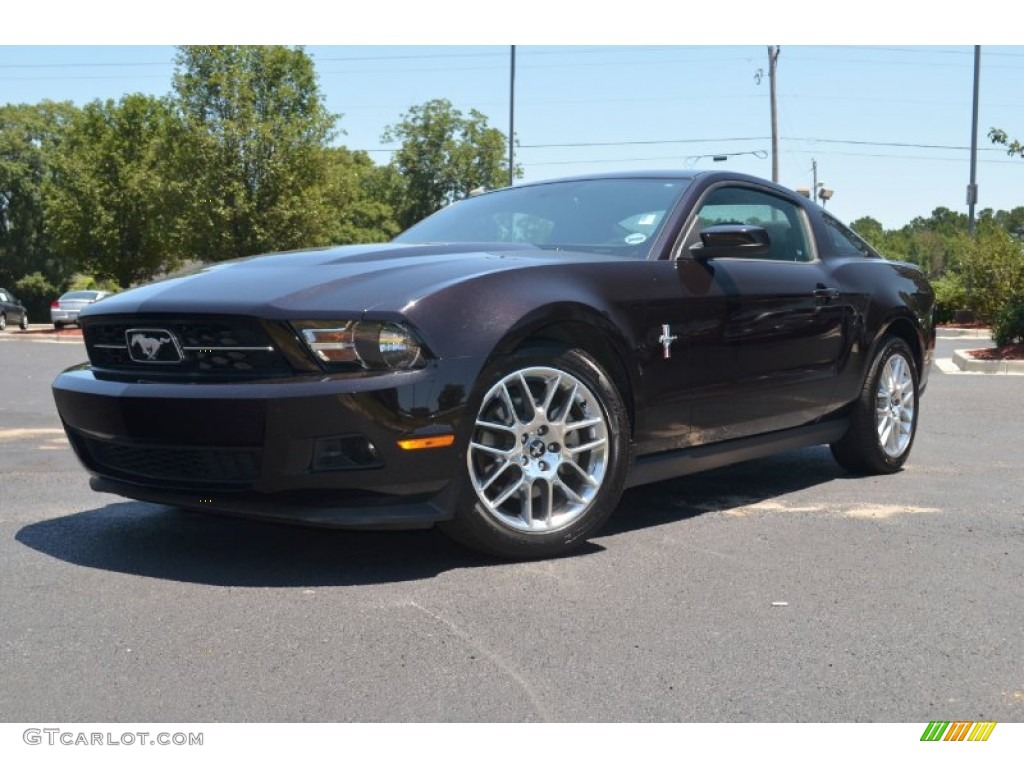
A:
[19,313,28,331]
[0,313,6,331]
[54,322,63,331]
[830,336,919,474]
[441,346,631,559]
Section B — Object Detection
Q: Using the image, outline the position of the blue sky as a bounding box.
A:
[2,13,1022,231]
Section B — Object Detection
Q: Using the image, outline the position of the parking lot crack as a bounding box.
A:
[406,600,551,722]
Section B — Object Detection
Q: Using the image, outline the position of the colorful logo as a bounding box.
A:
[921,721,997,741]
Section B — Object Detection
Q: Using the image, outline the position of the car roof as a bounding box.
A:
[481,169,801,199]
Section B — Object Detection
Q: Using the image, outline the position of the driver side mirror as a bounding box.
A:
[687,224,770,260]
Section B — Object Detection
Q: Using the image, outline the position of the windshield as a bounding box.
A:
[393,178,691,258]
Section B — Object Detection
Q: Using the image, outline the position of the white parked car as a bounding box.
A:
[51,290,111,329]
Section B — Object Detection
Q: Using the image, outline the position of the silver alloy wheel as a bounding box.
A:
[468,366,610,534]
[875,352,915,458]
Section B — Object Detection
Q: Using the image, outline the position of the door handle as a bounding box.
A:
[813,285,840,302]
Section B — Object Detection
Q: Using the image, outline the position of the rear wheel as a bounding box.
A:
[830,336,919,474]
[19,312,28,331]
[54,322,64,330]
[441,347,630,559]
[0,313,6,331]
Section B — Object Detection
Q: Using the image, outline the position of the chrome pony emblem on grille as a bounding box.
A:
[125,329,184,363]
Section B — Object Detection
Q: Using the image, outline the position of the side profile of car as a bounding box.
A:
[51,290,111,329]
[51,170,935,558]
[0,288,29,331]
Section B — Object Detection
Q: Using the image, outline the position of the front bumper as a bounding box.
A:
[52,363,473,529]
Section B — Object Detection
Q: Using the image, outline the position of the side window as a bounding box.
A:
[685,186,812,262]
[823,214,878,259]
[0,291,8,302]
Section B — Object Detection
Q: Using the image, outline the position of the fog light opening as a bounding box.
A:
[311,435,382,471]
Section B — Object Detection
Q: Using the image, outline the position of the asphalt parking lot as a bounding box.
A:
[0,332,1021,722]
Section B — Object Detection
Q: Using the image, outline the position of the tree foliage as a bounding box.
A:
[949,228,1024,322]
[172,45,338,260]
[852,207,971,277]
[989,127,1023,159]
[0,101,77,286]
[382,99,519,229]
[323,148,401,244]
[44,94,186,287]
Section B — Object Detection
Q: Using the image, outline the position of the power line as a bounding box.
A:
[0,45,701,71]
[786,136,1005,152]
[834,45,1024,58]
[358,136,1008,153]
[518,137,768,149]
[784,149,1020,165]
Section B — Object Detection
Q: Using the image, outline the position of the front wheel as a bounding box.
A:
[0,313,6,331]
[441,347,630,559]
[830,336,919,474]
[19,313,28,331]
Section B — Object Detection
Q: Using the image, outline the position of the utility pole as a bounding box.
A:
[508,45,516,188]
[768,46,780,183]
[967,45,980,236]
[812,159,818,201]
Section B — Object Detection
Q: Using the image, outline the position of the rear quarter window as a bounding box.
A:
[823,214,879,258]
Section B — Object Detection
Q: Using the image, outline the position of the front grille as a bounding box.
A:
[73,432,261,488]
[83,315,293,378]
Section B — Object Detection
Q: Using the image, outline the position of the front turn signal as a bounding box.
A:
[397,434,456,451]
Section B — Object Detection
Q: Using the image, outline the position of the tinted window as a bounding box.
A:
[395,178,691,259]
[824,214,879,258]
[685,186,813,262]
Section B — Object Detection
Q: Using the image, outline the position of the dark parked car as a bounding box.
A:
[52,171,935,558]
[0,288,29,331]
[51,290,111,329]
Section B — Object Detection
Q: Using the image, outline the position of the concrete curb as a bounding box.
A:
[937,328,992,339]
[952,348,1024,374]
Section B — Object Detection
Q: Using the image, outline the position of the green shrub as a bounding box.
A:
[993,300,1024,347]
[13,272,58,320]
[952,230,1024,321]
[931,272,966,325]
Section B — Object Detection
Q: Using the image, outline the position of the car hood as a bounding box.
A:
[81,243,617,320]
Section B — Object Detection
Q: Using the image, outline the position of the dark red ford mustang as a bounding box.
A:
[52,171,935,558]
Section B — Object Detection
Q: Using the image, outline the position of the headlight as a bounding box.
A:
[293,320,425,371]
[376,322,422,369]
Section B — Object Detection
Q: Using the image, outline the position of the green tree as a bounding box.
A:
[44,94,187,287]
[992,206,1024,241]
[323,148,401,244]
[382,98,519,229]
[989,128,1023,158]
[172,45,338,260]
[881,207,969,275]
[849,216,885,249]
[0,101,77,287]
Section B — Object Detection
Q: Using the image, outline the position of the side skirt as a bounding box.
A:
[626,418,849,489]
